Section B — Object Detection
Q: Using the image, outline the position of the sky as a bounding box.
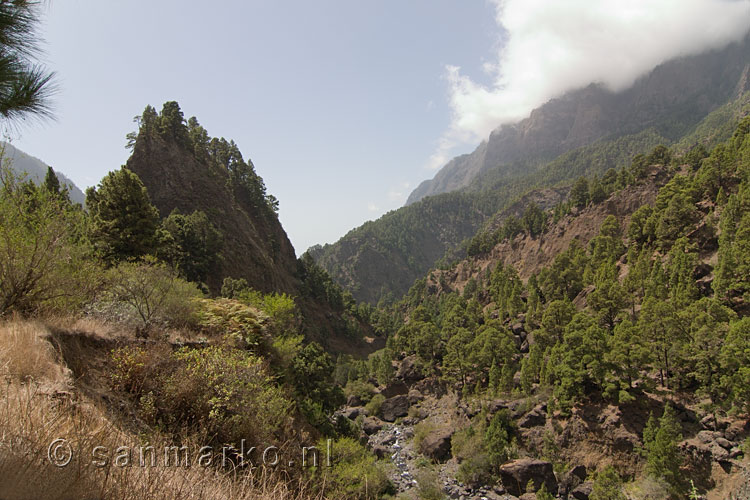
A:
[11,1,750,254]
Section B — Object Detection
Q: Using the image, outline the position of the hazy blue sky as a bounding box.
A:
[11,1,750,253]
[12,1,497,253]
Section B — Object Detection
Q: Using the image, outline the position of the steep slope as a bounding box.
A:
[123,103,382,357]
[125,108,298,296]
[313,37,750,305]
[407,33,750,204]
[1,142,86,205]
[308,192,499,304]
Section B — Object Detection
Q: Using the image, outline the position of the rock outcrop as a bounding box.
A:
[127,131,298,296]
[499,458,558,497]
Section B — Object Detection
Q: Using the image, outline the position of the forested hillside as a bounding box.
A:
[312,85,750,305]
[333,118,750,499]
[1,100,393,498]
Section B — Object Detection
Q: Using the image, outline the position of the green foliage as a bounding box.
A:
[590,466,626,500]
[109,345,152,394]
[642,404,683,494]
[415,467,447,500]
[43,166,60,195]
[720,317,750,413]
[159,209,222,285]
[365,394,385,417]
[344,379,376,405]
[522,201,547,237]
[548,312,608,410]
[168,346,292,447]
[452,421,496,487]
[311,437,391,500]
[570,176,590,209]
[197,297,265,348]
[101,258,203,328]
[535,483,554,500]
[714,189,750,299]
[86,168,160,263]
[290,342,345,429]
[0,162,97,314]
[0,0,55,122]
[485,409,516,467]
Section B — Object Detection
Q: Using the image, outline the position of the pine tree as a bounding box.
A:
[642,404,683,493]
[0,1,55,122]
[570,177,590,209]
[43,166,60,194]
[86,168,160,263]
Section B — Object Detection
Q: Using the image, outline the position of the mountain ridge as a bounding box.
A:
[311,34,750,305]
[1,141,86,205]
[407,33,750,205]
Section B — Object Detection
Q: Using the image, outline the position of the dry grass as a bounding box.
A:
[0,318,70,386]
[0,319,323,500]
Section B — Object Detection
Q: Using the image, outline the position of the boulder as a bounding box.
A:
[407,388,424,405]
[520,339,530,353]
[380,395,410,422]
[361,416,383,435]
[489,399,510,414]
[346,394,363,407]
[341,407,361,420]
[570,481,593,500]
[418,429,453,462]
[380,381,409,398]
[570,464,587,481]
[559,464,588,495]
[499,458,557,497]
[715,437,733,450]
[724,419,750,441]
[371,444,388,459]
[518,405,547,428]
[396,355,424,382]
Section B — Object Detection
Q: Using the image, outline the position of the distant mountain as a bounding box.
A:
[407,33,750,204]
[1,142,86,205]
[312,34,750,305]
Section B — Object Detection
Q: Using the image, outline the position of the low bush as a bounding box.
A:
[309,437,391,499]
[94,259,203,329]
[365,393,385,417]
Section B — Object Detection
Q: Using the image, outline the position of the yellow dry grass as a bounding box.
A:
[0,319,321,500]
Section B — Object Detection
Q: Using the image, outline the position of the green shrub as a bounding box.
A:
[452,420,496,487]
[311,437,391,499]
[456,453,495,487]
[415,467,446,500]
[365,394,385,417]
[0,163,99,315]
[164,346,292,447]
[98,259,203,329]
[365,394,385,416]
[344,379,376,404]
[197,297,265,348]
[590,466,626,500]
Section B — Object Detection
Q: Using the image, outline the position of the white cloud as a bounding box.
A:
[429,0,750,169]
[367,202,380,212]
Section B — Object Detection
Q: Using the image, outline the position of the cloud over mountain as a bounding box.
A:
[428,0,750,170]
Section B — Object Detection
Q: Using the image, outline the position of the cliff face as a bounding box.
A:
[407,34,750,204]
[126,132,299,296]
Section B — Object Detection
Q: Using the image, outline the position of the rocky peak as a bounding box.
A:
[126,128,299,296]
